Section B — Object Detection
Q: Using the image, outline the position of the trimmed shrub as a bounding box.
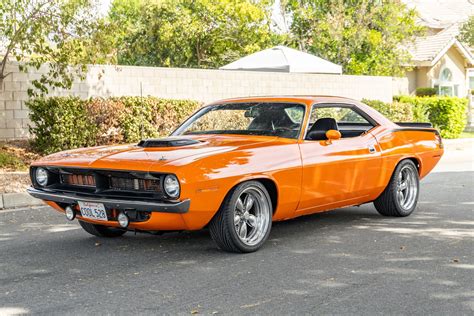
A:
[27,97,98,154]
[398,96,467,138]
[118,97,201,143]
[415,87,437,97]
[363,96,467,138]
[27,96,202,154]
[361,99,416,122]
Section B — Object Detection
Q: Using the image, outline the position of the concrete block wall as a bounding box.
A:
[0,62,397,140]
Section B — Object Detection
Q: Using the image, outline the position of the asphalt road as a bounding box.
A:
[1,155,473,315]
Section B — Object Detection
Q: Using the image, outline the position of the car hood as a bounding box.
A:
[35,135,289,172]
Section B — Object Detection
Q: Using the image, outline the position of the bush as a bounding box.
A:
[398,96,468,138]
[415,87,437,97]
[363,96,467,138]
[361,99,416,122]
[27,97,98,154]
[27,96,202,154]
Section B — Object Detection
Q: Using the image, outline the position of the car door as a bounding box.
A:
[296,103,382,215]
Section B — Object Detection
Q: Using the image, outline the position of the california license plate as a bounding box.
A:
[78,201,108,221]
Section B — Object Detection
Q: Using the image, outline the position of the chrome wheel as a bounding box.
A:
[397,165,418,210]
[233,186,271,247]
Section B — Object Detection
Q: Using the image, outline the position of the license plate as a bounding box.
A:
[78,201,108,221]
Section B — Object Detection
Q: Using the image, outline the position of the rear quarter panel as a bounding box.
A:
[370,126,443,199]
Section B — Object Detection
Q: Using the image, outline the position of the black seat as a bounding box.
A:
[306,118,338,140]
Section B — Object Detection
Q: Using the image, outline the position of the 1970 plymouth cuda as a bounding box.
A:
[28,96,443,252]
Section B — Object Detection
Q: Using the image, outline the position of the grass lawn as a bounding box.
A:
[459,131,474,138]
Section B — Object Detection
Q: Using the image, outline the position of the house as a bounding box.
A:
[403,0,474,97]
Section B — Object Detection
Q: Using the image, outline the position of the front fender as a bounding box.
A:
[174,144,302,229]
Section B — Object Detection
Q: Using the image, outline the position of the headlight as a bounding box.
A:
[163,175,180,198]
[35,168,49,187]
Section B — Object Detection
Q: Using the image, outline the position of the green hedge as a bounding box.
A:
[28,97,97,154]
[27,96,202,154]
[415,87,437,97]
[397,96,467,139]
[361,99,428,122]
[364,96,468,139]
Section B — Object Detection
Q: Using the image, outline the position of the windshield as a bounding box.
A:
[172,102,306,139]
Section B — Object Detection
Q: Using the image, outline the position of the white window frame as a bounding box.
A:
[432,66,460,97]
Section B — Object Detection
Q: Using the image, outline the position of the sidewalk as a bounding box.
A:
[434,138,474,172]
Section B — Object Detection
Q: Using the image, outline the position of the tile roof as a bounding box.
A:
[408,24,462,62]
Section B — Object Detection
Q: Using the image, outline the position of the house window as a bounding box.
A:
[436,68,457,96]
[440,68,452,81]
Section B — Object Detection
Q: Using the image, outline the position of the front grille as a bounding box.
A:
[109,177,160,192]
[61,174,96,187]
[36,167,167,200]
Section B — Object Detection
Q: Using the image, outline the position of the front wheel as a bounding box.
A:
[78,220,127,237]
[209,181,273,253]
[374,159,420,217]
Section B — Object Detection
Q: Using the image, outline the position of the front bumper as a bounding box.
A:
[26,187,190,214]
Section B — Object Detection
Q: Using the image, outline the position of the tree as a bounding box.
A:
[459,15,474,48]
[0,0,114,96]
[284,0,423,76]
[109,0,278,68]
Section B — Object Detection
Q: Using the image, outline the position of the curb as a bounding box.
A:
[0,192,45,209]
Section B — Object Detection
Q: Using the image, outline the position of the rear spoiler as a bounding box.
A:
[396,122,433,128]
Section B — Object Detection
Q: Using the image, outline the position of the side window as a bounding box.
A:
[307,104,374,139]
[309,106,370,125]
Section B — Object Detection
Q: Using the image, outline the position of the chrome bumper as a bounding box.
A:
[26,187,190,214]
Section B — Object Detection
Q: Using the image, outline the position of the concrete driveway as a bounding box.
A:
[1,141,473,315]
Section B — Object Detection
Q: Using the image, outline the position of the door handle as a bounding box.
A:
[368,145,376,153]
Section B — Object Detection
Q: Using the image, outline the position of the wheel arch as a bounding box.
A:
[399,156,422,175]
[226,176,279,214]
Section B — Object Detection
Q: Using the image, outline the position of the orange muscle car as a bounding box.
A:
[28,96,444,252]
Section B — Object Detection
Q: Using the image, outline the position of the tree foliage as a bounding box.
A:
[459,15,474,47]
[0,0,114,96]
[109,0,278,68]
[284,0,423,76]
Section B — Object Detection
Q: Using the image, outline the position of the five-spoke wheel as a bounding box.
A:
[374,159,420,217]
[209,181,272,253]
[233,187,271,247]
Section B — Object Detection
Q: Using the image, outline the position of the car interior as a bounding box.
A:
[246,106,302,138]
[244,104,375,140]
[305,106,375,140]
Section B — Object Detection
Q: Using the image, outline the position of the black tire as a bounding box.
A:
[209,181,273,253]
[374,159,420,217]
[78,220,127,237]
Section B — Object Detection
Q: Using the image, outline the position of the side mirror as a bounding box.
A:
[326,129,341,140]
[325,130,341,144]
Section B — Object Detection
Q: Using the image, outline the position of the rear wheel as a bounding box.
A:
[78,220,127,237]
[209,181,272,253]
[374,159,419,217]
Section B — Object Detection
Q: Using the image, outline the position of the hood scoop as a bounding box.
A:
[137,137,201,148]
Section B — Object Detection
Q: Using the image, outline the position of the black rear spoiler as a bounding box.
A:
[395,122,433,128]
